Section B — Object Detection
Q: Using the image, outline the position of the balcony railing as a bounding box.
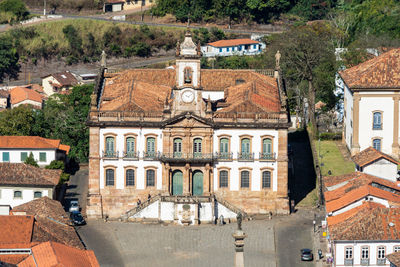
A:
[238,152,254,161]
[143,151,160,160]
[360,259,369,265]
[160,153,214,162]
[123,151,139,160]
[377,258,386,265]
[214,152,233,160]
[344,259,353,266]
[102,150,118,159]
[259,152,276,160]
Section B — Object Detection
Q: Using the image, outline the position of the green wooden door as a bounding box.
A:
[172,171,183,196]
[192,171,203,196]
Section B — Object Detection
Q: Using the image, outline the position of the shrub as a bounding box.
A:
[24,152,39,167]
[59,172,70,184]
[45,160,65,171]
[0,0,29,22]
[319,132,342,141]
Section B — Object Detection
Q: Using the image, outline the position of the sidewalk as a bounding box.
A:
[313,211,331,267]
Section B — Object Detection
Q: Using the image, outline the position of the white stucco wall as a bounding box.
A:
[201,91,224,101]
[216,202,237,219]
[42,76,57,96]
[176,60,200,87]
[335,241,400,267]
[0,149,56,166]
[0,186,52,208]
[363,159,398,182]
[160,202,174,221]
[332,197,389,216]
[343,83,353,151]
[201,43,264,57]
[213,129,279,192]
[132,200,159,219]
[11,99,42,109]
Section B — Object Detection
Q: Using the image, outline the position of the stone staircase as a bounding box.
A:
[122,194,162,220]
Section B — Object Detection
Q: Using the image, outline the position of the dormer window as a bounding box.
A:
[184,67,192,84]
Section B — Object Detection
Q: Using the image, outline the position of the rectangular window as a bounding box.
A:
[377,246,385,259]
[34,191,42,198]
[262,171,271,188]
[21,152,28,162]
[240,171,250,188]
[39,152,46,162]
[146,169,155,187]
[345,247,353,259]
[219,170,228,188]
[361,247,369,259]
[373,112,382,129]
[394,246,400,253]
[2,152,9,162]
[219,48,222,52]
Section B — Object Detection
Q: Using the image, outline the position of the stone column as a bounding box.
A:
[183,163,190,195]
[232,215,246,267]
[351,94,361,155]
[277,130,288,198]
[393,95,400,158]
[204,163,211,195]
[163,163,170,193]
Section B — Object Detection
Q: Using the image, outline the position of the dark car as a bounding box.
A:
[301,249,313,261]
[70,211,86,226]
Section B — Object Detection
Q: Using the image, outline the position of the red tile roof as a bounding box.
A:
[0,163,60,187]
[351,146,399,167]
[387,251,400,266]
[19,242,100,267]
[207,39,259,47]
[10,87,43,106]
[0,215,33,244]
[329,206,400,240]
[44,71,78,87]
[327,201,385,226]
[339,48,400,89]
[0,136,70,154]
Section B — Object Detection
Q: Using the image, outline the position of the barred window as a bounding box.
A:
[146,169,155,187]
[345,247,353,259]
[219,170,228,188]
[106,169,115,186]
[262,171,271,188]
[126,169,135,186]
[373,139,381,151]
[361,247,369,259]
[377,246,385,259]
[126,137,135,152]
[240,170,250,188]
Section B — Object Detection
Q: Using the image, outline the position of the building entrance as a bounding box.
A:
[192,170,203,196]
[172,171,183,195]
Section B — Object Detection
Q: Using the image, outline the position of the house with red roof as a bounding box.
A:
[9,87,44,109]
[42,71,79,97]
[0,136,70,166]
[201,38,265,57]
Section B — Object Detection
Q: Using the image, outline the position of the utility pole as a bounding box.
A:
[43,0,46,16]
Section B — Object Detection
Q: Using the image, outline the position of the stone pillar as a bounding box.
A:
[351,94,361,155]
[277,130,288,198]
[183,163,190,195]
[393,95,400,158]
[204,163,210,195]
[87,126,103,219]
[232,230,246,267]
[163,163,170,192]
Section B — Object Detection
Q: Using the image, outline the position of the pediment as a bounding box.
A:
[163,113,213,128]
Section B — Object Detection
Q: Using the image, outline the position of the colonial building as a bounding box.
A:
[340,48,400,157]
[201,38,265,57]
[86,31,290,222]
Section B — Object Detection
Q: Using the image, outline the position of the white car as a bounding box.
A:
[69,200,79,213]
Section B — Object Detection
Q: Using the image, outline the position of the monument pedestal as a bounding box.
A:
[232,230,247,267]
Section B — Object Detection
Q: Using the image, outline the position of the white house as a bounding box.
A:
[9,86,44,109]
[0,136,70,166]
[42,71,79,97]
[86,31,290,222]
[0,163,60,208]
[201,38,265,57]
[351,147,399,181]
[340,48,400,157]
[328,203,400,267]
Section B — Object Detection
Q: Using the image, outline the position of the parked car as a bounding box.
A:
[69,200,79,213]
[301,249,313,261]
[70,211,86,226]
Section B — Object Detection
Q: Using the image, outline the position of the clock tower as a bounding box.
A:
[172,30,205,116]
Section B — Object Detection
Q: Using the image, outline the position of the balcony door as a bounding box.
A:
[173,138,182,158]
[192,170,203,196]
[193,138,202,158]
[172,170,183,195]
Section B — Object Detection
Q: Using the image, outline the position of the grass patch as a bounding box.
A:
[297,188,318,207]
[317,140,355,176]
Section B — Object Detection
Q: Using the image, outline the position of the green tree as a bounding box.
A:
[0,35,20,82]
[45,160,65,171]
[24,152,39,167]
[246,0,292,23]
[0,0,29,22]
[62,25,82,57]
[0,105,34,135]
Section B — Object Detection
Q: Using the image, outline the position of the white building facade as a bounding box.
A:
[201,39,265,57]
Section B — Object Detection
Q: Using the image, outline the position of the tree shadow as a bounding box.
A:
[65,158,80,175]
[288,129,317,205]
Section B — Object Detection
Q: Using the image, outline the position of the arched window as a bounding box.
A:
[14,191,22,198]
[193,138,202,157]
[220,138,229,158]
[240,138,251,160]
[173,138,182,157]
[105,169,115,186]
[146,137,156,157]
[373,139,381,151]
[34,191,42,198]
[262,138,272,157]
[184,67,192,84]
[146,169,155,187]
[240,170,250,188]
[105,136,115,157]
[262,171,271,189]
[126,169,135,186]
[373,112,382,129]
[219,170,228,188]
[126,137,135,155]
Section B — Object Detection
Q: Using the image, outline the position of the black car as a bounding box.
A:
[301,249,313,261]
[70,211,86,226]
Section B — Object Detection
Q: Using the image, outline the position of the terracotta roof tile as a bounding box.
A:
[207,39,259,47]
[10,87,43,106]
[0,215,33,244]
[352,146,399,167]
[0,163,60,187]
[387,251,400,266]
[0,254,28,265]
[12,197,71,225]
[327,201,385,226]
[19,242,99,267]
[0,136,69,154]
[339,48,400,89]
[44,71,78,87]
[0,89,9,98]
[329,206,400,240]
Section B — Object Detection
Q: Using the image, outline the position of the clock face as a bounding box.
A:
[182,90,194,103]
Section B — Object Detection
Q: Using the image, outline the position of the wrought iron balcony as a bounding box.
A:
[102,150,118,159]
[259,152,276,160]
[344,259,353,266]
[238,152,254,161]
[143,151,160,160]
[123,151,139,160]
[160,153,214,163]
[214,152,233,160]
[377,258,386,265]
[360,259,369,265]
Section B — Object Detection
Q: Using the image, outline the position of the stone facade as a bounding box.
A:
[86,32,290,219]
